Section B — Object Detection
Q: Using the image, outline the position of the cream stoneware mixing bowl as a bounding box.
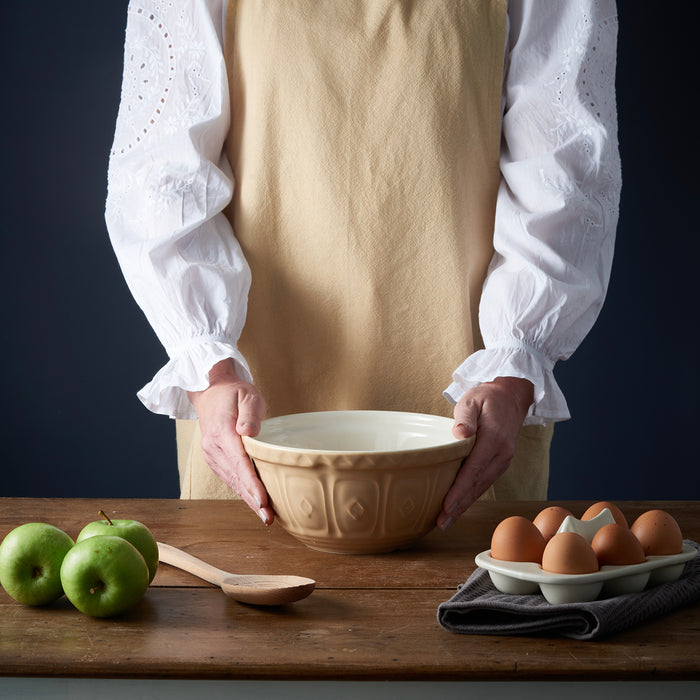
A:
[242,410,475,554]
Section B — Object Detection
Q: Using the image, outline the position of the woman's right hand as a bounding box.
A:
[187,359,273,525]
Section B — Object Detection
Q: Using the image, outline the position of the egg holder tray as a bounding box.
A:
[475,543,696,605]
[475,508,696,605]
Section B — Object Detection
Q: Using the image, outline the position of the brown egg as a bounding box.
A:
[630,510,683,556]
[591,523,646,566]
[533,506,573,542]
[542,532,599,574]
[490,515,546,563]
[581,501,629,527]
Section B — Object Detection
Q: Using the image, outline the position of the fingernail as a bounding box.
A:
[257,508,269,525]
[453,423,469,438]
[439,516,454,532]
[448,501,460,516]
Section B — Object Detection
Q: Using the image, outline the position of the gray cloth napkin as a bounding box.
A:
[438,540,700,640]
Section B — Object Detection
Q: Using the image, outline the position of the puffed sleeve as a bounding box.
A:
[445,0,622,424]
[105,0,252,419]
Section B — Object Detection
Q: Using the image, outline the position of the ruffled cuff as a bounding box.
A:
[443,343,570,425]
[137,337,253,420]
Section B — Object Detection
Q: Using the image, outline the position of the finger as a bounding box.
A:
[452,396,479,439]
[437,426,512,530]
[220,430,274,524]
[436,452,489,530]
[235,390,266,437]
[210,454,275,526]
[203,427,274,526]
[438,397,486,527]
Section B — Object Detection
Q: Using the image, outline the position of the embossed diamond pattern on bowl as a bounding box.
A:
[243,410,474,554]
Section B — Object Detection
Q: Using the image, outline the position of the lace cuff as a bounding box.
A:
[137,338,253,420]
[443,344,570,425]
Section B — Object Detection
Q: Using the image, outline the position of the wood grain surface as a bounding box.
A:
[1,498,699,681]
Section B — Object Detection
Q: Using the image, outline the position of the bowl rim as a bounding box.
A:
[241,409,473,457]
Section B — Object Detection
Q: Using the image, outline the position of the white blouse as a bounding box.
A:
[105,0,622,424]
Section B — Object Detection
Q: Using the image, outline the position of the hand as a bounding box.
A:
[437,376,534,531]
[187,359,274,525]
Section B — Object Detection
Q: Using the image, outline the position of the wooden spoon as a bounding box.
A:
[157,542,316,606]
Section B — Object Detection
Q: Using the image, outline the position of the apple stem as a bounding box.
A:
[98,510,114,526]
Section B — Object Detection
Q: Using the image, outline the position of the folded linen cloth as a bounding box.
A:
[437,540,700,640]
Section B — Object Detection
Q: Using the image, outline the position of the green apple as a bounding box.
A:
[0,522,74,606]
[76,513,158,583]
[60,535,149,617]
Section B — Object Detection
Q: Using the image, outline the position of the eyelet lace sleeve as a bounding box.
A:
[445,0,622,424]
[105,0,250,420]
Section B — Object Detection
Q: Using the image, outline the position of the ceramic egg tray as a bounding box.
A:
[475,544,695,605]
[475,509,696,605]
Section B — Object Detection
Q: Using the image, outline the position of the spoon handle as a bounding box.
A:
[157,542,229,587]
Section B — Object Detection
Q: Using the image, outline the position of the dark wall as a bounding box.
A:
[548,1,699,500]
[2,2,697,500]
[1,1,178,498]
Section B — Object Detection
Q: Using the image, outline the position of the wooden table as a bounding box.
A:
[1,498,699,692]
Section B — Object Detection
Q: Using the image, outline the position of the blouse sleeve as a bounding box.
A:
[105,0,251,420]
[444,0,622,424]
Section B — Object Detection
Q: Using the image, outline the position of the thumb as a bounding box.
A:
[235,391,266,437]
[452,396,479,439]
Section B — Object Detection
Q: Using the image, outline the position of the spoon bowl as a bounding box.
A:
[157,542,316,606]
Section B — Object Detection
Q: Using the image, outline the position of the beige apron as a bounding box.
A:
[177,0,553,501]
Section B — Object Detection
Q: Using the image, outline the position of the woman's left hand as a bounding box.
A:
[437,376,534,530]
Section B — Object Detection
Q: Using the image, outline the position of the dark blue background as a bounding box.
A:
[1,2,697,500]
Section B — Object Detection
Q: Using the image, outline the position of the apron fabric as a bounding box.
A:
[177,0,553,501]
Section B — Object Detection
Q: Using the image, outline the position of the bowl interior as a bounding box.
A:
[250,410,460,454]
